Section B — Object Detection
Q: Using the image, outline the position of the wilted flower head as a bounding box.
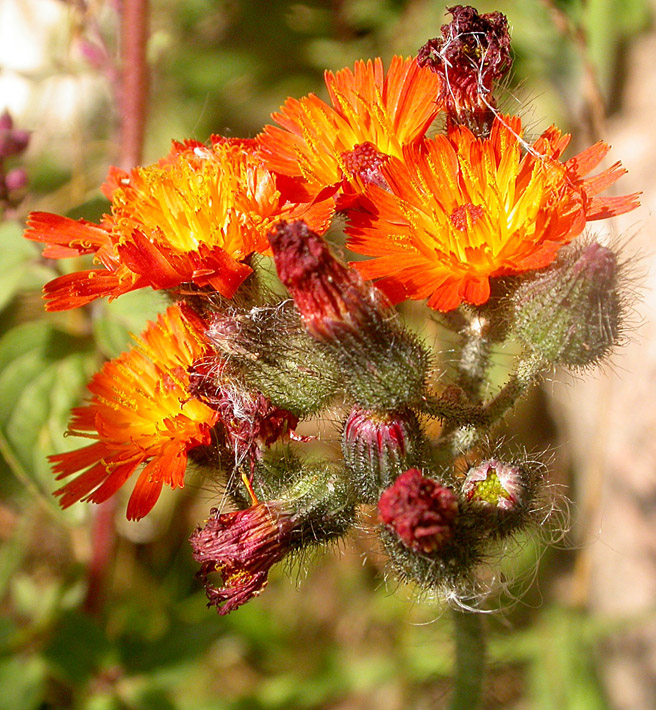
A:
[191,502,295,615]
[191,465,355,614]
[418,5,512,131]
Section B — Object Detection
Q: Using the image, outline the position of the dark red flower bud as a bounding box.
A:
[342,407,427,503]
[417,5,512,133]
[0,110,30,158]
[378,468,458,553]
[5,167,27,193]
[269,220,385,343]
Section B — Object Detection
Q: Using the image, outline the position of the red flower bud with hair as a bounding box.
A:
[342,407,427,503]
[269,219,386,343]
[378,468,459,553]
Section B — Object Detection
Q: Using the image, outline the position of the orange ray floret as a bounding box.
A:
[25,138,334,311]
[49,304,219,520]
[258,56,442,200]
[346,115,640,311]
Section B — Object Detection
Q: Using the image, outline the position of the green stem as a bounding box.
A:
[432,353,547,464]
[450,609,486,710]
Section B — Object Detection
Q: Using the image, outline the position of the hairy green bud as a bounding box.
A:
[205,300,340,416]
[511,242,624,368]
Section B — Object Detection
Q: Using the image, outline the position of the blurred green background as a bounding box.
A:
[0,0,654,708]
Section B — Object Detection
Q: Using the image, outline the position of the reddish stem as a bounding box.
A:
[83,0,150,617]
[118,0,150,169]
[83,498,117,616]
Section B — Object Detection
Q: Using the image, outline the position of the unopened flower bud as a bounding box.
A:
[204,301,340,415]
[462,458,541,538]
[5,167,27,193]
[378,468,458,553]
[463,458,525,509]
[191,465,355,614]
[417,5,511,134]
[511,242,623,368]
[269,220,429,409]
[342,407,428,503]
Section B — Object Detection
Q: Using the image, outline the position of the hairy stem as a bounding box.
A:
[432,353,546,464]
[450,610,486,710]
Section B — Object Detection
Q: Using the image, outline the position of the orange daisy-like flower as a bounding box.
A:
[346,115,640,311]
[25,138,334,311]
[258,56,442,201]
[50,304,219,520]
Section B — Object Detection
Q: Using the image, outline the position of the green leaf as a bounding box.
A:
[0,222,42,311]
[0,655,47,710]
[43,610,113,685]
[92,289,168,359]
[0,320,98,511]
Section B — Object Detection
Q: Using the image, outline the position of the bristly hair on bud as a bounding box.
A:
[417,5,512,134]
[203,299,340,416]
[510,240,629,369]
[269,220,430,410]
[342,407,430,504]
[377,468,486,599]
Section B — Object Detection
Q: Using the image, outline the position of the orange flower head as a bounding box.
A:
[25,138,333,311]
[50,304,219,520]
[258,56,442,202]
[346,115,640,311]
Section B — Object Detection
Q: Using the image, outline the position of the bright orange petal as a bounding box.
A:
[26,137,332,310]
[346,115,638,311]
[51,304,219,519]
[258,56,442,198]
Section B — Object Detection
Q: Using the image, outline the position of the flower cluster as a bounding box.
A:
[26,6,639,612]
